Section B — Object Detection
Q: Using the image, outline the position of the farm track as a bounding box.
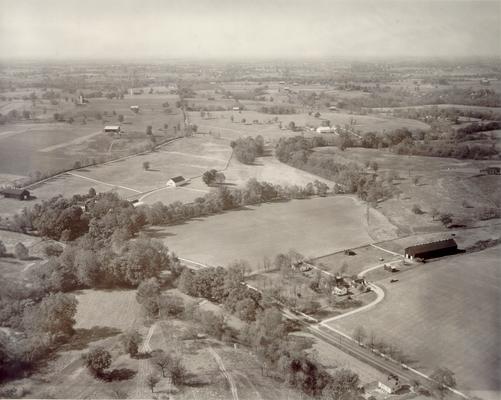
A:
[208,346,239,400]
[134,323,156,399]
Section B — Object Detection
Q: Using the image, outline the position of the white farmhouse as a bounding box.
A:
[166,176,188,187]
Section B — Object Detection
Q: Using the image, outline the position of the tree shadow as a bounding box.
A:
[100,368,137,382]
[59,326,122,351]
[183,373,212,387]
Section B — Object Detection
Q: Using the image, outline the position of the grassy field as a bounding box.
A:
[190,109,430,143]
[313,146,500,234]
[0,136,231,216]
[327,246,501,399]
[0,93,184,181]
[314,244,401,276]
[151,196,396,270]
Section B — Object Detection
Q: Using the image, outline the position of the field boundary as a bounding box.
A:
[18,135,184,191]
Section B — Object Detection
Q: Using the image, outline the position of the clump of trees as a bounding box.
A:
[0,291,78,379]
[178,262,261,323]
[275,136,390,203]
[231,135,264,164]
[202,169,225,186]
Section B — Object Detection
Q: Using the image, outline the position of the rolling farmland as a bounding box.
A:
[327,245,501,399]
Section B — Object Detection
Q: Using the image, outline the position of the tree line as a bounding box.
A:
[275,136,391,203]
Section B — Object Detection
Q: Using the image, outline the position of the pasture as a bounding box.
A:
[327,246,501,399]
[152,196,396,270]
[0,93,184,182]
[313,146,500,234]
[190,108,430,143]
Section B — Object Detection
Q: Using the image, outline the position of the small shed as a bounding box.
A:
[104,125,121,134]
[404,238,458,260]
[130,105,140,113]
[0,188,30,200]
[166,176,188,187]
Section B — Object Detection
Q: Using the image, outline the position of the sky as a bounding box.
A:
[0,0,499,60]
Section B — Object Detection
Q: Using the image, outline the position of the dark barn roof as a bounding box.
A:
[405,238,457,257]
[170,176,186,183]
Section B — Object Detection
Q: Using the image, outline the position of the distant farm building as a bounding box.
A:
[328,106,338,111]
[166,176,188,187]
[404,238,458,261]
[232,106,241,111]
[104,125,121,135]
[0,188,30,200]
[316,126,337,134]
[130,105,140,113]
[482,166,500,175]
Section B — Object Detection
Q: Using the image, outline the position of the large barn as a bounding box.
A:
[0,188,30,200]
[404,238,458,261]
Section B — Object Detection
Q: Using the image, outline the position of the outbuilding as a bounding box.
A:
[104,125,121,134]
[404,238,458,261]
[0,188,30,200]
[130,105,140,113]
[166,176,188,187]
[316,126,337,134]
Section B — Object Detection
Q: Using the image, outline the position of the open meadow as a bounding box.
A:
[313,146,501,234]
[150,195,397,270]
[0,93,184,184]
[326,245,501,399]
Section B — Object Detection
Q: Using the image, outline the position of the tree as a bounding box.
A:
[288,121,296,131]
[353,326,366,344]
[14,243,29,260]
[439,213,453,226]
[118,114,124,122]
[169,355,188,385]
[0,241,6,257]
[143,161,150,170]
[413,176,420,186]
[322,369,360,400]
[22,292,78,341]
[146,374,160,393]
[430,208,439,221]
[154,351,173,378]
[430,367,456,398]
[121,330,142,357]
[215,172,226,185]
[202,169,217,185]
[146,125,153,135]
[84,347,112,377]
[136,278,161,318]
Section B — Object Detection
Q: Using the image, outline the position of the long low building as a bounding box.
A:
[404,238,458,260]
[0,188,30,200]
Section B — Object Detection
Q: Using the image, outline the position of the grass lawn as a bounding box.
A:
[154,196,396,270]
[314,244,401,276]
[327,246,501,399]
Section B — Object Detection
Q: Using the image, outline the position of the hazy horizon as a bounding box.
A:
[0,0,499,61]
